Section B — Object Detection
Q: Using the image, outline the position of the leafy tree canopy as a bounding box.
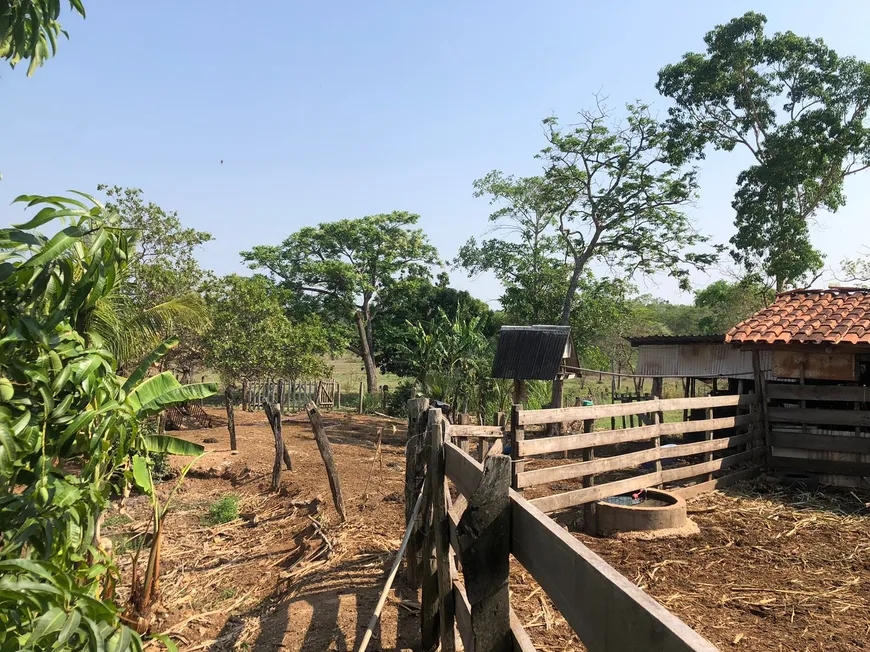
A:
[693,278,771,335]
[202,274,330,386]
[373,274,497,378]
[0,0,85,75]
[242,212,440,393]
[657,11,870,290]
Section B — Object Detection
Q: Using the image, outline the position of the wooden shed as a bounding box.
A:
[726,287,870,488]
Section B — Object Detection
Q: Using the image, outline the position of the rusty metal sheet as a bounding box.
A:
[772,350,856,381]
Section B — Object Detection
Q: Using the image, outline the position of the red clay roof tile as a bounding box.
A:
[725,288,870,346]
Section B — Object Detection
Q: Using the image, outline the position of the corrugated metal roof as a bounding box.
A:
[491,325,576,380]
[634,343,774,379]
[626,334,725,346]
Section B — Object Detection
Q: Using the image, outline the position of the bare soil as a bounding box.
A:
[104,409,870,652]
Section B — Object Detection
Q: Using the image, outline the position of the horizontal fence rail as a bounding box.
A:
[443,438,719,652]
[511,393,764,513]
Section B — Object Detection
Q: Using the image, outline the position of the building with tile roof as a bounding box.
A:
[726,288,870,383]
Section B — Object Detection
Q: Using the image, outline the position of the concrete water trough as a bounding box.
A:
[596,488,693,538]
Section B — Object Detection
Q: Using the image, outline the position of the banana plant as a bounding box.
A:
[0,194,213,651]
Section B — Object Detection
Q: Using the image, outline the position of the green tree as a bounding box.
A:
[0,192,214,650]
[96,185,214,376]
[456,172,569,324]
[373,275,496,378]
[657,11,870,291]
[0,0,85,75]
[693,279,771,334]
[242,212,439,394]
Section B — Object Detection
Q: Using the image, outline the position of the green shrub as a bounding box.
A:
[387,379,417,416]
[203,495,239,525]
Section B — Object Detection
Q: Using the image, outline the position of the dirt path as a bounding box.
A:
[106,409,419,651]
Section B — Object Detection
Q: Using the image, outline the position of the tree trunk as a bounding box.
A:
[305,402,347,522]
[225,387,237,451]
[355,311,378,394]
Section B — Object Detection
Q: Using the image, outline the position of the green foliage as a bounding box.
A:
[457,172,569,325]
[202,274,330,386]
[0,0,85,76]
[541,100,717,305]
[0,193,214,650]
[95,185,214,373]
[242,212,440,392]
[657,11,870,290]
[202,495,239,525]
[693,279,771,335]
[386,379,417,416]
[374,276,496,378]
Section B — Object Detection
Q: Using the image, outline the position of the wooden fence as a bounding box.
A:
[405,399,719,652]
[766,383,870,486]
[244,379,338,412]
[510,393,766,514]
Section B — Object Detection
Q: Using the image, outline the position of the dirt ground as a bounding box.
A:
[103,409,870,652]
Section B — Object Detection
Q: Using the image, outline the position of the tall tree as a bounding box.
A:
[693,279,771,335]
[243,212,439,393]
[457,172,569,325]
[0,0,85,75]
[373,274,496,378]
[657,11,870,290]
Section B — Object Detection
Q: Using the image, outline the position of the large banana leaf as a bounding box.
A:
[122,337,179,393]
[123,372,182,414]
[135,383,217,418]
[144,435,204,457]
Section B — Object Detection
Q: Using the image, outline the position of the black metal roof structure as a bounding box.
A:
[491,325,579,380]
[625,334,725,347]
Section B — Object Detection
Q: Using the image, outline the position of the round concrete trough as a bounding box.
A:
[596,489,687,536]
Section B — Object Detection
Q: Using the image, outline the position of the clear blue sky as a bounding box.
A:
[2,0,869,306]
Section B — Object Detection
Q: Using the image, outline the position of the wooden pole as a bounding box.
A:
[358,381,364,414]
[264,401,284,491]
[582,416,596,535]
[241,379,248,412]
[225,386,237,451]
[510,404,524,491]
[752,350,773,469]
[704,405,714,481]
[427,409,454,652]
[336,381,341,410]
[405,398,429,588]
[456,455,511,652]
[305,402,347,522]
[358,481,427,652]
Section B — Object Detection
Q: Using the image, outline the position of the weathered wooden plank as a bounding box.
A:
[454,581,474,652]
[529,472,662,513]
[428,410,455,652]
[511,492,719,651]
[510,404,525,491]
[770,430,870,454]
[660,449,759,483]
[448,425,505,438]
[509,609,536,652]
[656,413,758,437]
[517,394,757,426]
[457,455,511,652]
[771,455,870,476]
[519,425,660,456]
[768,406,870,427]
[766,383,870,403]
[516,432,757,488]
[669,467,762,500]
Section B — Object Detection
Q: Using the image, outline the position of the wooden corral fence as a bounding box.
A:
[404,398,720,652]
[244,378,339,412]
[510,393,765,514]
[766,383,870,486]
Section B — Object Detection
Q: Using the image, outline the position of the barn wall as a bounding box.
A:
[771,350,856,381]
[635,344,771,379]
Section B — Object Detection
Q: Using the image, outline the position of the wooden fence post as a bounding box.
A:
[241,379,248,412]
[582,416,596,535]
[426,409,454,652]
[358,381,364,414]
[305,402,347,522]
[704,404,714,481]
[752,350,773,469]
[264,400,284,491]
[510,404,524,491]
[421,412,439,651]
[336,382,341,410]
[456,454,511,652]
[225,386,237,451]
[404,398,429,589]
